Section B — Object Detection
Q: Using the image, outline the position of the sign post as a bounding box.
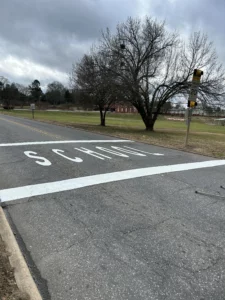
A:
[30,103,35,119]
[185,69,203,147]
[185,108,192,147]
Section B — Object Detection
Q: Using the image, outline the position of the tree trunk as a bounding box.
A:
[139,113,155,131]
[144,117,155,131]
[99,109,106,126]
[138,109,156,131]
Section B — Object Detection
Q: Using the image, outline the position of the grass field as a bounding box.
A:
[0,109,224,158]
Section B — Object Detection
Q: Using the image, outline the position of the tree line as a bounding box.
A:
[1,16,225,131]
[0,77,73,108]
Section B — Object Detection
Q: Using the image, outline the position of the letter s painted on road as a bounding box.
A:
[24,151,52,166]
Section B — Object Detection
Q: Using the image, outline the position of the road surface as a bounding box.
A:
[0,114,225,300]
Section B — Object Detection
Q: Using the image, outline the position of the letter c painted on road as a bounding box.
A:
[52,149,83,163]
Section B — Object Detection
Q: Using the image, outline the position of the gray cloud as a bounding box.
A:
[150,0,225,60]
[0,0,138,86]
[0,0,224,87]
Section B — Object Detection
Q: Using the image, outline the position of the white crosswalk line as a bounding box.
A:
[1,160,225,203]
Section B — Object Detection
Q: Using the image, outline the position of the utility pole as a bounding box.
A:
[185,69,203,147]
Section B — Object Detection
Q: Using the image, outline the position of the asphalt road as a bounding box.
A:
[0,114,225,300]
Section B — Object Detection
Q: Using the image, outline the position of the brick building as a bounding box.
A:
[114,104,137,113]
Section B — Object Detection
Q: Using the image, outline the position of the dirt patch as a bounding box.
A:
[0,236,29,300]
[166,117,184,121]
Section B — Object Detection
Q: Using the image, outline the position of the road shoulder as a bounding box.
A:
[0,207,42,300]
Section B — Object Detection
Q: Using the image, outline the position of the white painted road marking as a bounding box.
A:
[74,147,112,160]
[52,149,83,163]
[23,146,165,165]
[95,147,129,157]
[124,146,164,156]
[24,151,52,166]
[1,160,225,203]
[111,146,146,156]
[0,140,133,147]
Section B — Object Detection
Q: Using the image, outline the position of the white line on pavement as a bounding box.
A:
[1,160,225,203]
[0,140,133,147]
[124,146,164,156]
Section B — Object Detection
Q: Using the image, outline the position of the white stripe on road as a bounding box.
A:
[0,140,133,147]
[1,160,225,203]
[124,146,164,156]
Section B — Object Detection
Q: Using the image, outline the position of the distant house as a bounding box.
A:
[114,104,137,113]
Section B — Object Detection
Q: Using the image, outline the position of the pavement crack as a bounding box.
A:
[164,173,196,188]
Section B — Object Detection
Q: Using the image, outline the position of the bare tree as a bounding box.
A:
[0,76,9,101]
[15,84,30,96]
[99,17,225,130]
[0,76,9,86]
[148,32,225,128]
[15,84,30,107]
[46,81,66,105]
[1,79,30,108]
[29,80,42,107]
[1,83,19,108]
[72,52,119,126]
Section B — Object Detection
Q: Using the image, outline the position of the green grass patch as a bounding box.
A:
[0,109,224,158]
[0,109,224,133]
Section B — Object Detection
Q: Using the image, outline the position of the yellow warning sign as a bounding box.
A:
[190,101,196,107]
[188,69,203,103]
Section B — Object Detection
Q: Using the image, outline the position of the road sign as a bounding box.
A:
[30,103,35,119]
[188,100,197,108]
[188,69,203,105]
[185,69,203,146]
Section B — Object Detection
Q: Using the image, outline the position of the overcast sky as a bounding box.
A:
[0,0,224,89]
